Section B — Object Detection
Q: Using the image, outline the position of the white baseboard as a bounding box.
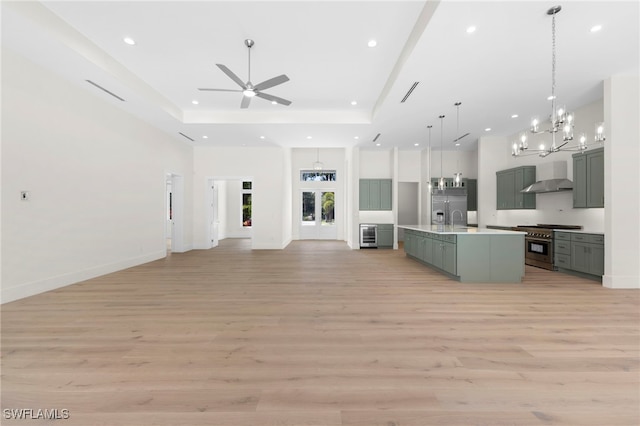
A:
[603,274,640,289]
[1,250,167,304]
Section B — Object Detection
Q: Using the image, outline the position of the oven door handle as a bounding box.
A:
[526,237,551,243]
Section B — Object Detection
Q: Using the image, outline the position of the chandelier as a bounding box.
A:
[512,5,606,158]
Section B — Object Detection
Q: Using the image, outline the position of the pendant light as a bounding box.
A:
[427,124,433,188]
[452,101,463,187]
[438,114,445,191]
[312,148,323,170]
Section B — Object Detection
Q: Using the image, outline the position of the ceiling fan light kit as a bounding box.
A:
[198,39,291,109]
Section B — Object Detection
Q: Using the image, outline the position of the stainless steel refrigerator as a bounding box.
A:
[431,187,468,226]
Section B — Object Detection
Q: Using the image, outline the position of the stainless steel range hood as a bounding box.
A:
[520,161,573,193]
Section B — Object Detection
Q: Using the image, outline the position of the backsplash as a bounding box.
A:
[490,191,605,232]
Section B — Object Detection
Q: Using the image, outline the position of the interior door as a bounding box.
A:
[299,190,337,240]
[210,182,219,248]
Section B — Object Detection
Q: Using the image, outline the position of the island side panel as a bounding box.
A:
[457,234,524,283]
[489,234,525,282]
[456,235,491,282]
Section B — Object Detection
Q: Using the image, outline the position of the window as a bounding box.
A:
[242,181,252,227]
[300,170,337,182]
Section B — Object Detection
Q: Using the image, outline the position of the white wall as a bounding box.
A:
[398,151,421,182]
[603,74,640,289]
[430,150,478,180]
[192,147,288,250]
[1,49,194,303]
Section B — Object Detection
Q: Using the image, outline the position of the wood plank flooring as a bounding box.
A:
[2,239,639,425]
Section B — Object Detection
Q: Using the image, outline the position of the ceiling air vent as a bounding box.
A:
[453,132,470,143]
[178,132,195,142]
[372,133,381,142]
[400,82,419,103]
[85,80,125,102]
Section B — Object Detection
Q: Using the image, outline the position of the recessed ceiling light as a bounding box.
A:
[455,143,461,147]
[466,26,476,34]
[351,100,357,106]
[259,136,265,139]
[202,135,208,139]
[271,101,277,105]
[414,143,420,146]
[590,25,602,33]
[376,143,381,146]
[484,128,491,132]
[192,100,199,105]
[123,37,136,45]
[548,95,556,100]
[306,136,312,139]
[354,136,359,139]
[511,114,519,118]
[368,40,377,48]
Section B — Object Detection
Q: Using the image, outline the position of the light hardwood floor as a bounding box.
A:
[2,239,639,425]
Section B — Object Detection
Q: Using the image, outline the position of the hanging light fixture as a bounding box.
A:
[512,5,605,158]
[438,114,445,190]
[427,124,433,188]
[452,102,463,187]
[312,148,323,170]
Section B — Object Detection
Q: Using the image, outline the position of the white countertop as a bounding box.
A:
[398,225,526,235]
[553,229,604,235]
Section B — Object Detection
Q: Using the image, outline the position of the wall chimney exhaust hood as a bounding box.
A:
[521,161,573,193]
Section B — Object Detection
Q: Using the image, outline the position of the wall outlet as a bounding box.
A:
[20,191,30,201]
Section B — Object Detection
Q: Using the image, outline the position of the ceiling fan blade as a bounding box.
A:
[240,95,252,109]
[253,74,290,91]
[216,64,246,89]
[198,88,243,92]
[255,92,292,106]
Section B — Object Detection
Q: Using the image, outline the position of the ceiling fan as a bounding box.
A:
[198,39,291,109]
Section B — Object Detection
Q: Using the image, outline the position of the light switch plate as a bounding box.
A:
[20,191,30,201]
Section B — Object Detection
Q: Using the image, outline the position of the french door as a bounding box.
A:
[299,190,337,239]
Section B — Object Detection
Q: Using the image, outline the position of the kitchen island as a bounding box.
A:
[399,225,526,283]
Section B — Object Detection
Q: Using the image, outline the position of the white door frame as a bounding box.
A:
[166,173,185,253]
[207,179,219,248]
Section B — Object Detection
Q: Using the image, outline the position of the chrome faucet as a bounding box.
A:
[450,209,464,226]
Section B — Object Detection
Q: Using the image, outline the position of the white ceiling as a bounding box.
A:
[2,1,638,151]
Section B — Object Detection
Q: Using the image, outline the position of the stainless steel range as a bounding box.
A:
[513,224,582,270]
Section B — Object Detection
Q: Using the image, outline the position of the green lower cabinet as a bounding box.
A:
[554,231,604,280]
[442,241,457,275]
[423,236,434,264]
[377,224,394,248]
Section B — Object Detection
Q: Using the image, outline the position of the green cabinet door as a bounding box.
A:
[590,244,605,276]
[573,148,604,209]
[522,167,536,209]
[380,179,392,210]
[423,235,434,264]
[442,241,457,275]
[587,149,604,208]
[573,154,587,208]
[369,179,381,210]
[570,242,591,274]
[497,170,515,209]
[359,180,370,210]
[377,224,394,248]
